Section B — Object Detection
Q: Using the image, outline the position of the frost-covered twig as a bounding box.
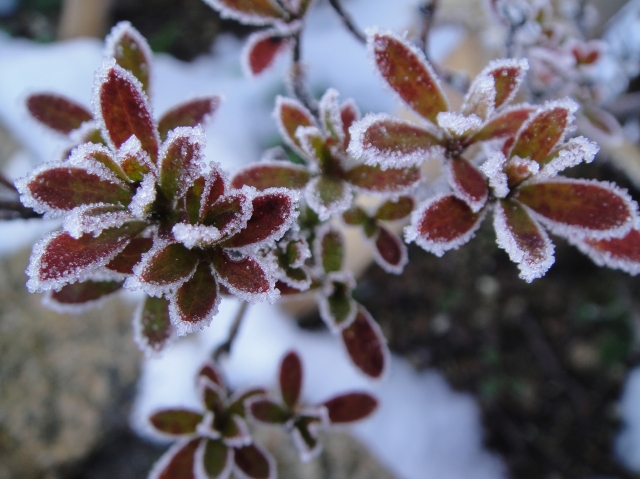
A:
[289,32,319,116]
[418,0,438,58]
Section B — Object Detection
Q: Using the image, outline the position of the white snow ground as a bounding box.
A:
[0,0,638,477]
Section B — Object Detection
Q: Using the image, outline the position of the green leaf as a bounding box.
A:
[375,197,414,221]
[250,399,291,424]
[136,296,173,354]
[316,225,344,273]
[149,409,203,435]
[106,22,153,95]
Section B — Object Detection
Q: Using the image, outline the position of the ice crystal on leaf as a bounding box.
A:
[249,351,378,462]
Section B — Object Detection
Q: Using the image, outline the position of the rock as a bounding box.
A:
[0,249,140,479]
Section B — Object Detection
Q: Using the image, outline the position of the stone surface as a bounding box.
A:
[0,249,140,479]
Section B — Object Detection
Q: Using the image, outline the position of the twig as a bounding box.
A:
[418,0,438,59]
[0,174,17,192]
[327,0,366,44]
[0,201,43,220]
[212,301,249,362]
[288,32,319,116]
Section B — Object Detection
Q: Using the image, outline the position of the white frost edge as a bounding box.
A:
[405,194,486,257]
[129,173,157,218]
[437,112,484,137]
[493,201,555,282]
[291,420,324,463]
[158,125,207,201]
[167,272,221,337]
[312,222,345,275]
[26,229,132,293]
[518,177,639,241]
[536,136,599,179]
[214,252,281,305]
[202,0,286,27]
[147,438,201,479]
[365,27,450,122]
[91,57,160,155]
[240,28,294,79]
[132,297,176,358]
[568,230,640,276]
[319,88,346,145]
[461,74,497,121]
[317,270,358,335]
[304,176,352,222]
[474,57,529,111]
[273,95,318,160]
[63,203,132,239]
[347,112,443,169]
[370,226,409,275]
[479,150,509,199]
[445,159,488,213]
[103,21,154,92]
[194,437,234,479]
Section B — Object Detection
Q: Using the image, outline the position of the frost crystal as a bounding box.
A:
[304,176,352,221]
[479,151,509,198]
[173,223,222,249]
[63,204,131,239]
[537,136,599,179]
[437,112,484,137]
[129,174,157,218]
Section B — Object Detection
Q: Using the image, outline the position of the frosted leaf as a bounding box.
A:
[147,439,200,479]
[347,113,443,169]
[366,28,449,123]
[313,222,345,274]
[295,125,326,169]
[127,240,199,297]
[159,126,206,203]
[445,159,488,213]
[341,305,389,380]
[504,155,539,186]
[26,224,143,293]
[405,194,485,257]
[470,104,536,143]
[285,237,311,269]
[67,141,129,182]
[319,88,345,145]
[202,0,286,26]
[494,200,555,282]
[202,189,255,242]
[537,136,599,179]
[509,98,579,164]
[291,416,324,463]
[193,439,233,479]
[128,173,157,218]
[168,262,221,337]
[42,279,123,315]
[158,95,222,141]
[516,178,638,241]
[92,58,159,162]
[63,203,132,239]
[304,176,352,221]
[241,28,293,78]
[26,92,93,135]
[133,295,175,357]
[103,21,153,95]
[569,228,640,276]
[461,75,496,121]
[213,250,280,305]
[221,187,299,250]
[436,112,483,137]
[201,163,232,220]
[371,226,408,275]
[345,162,421,196]
[116,135,154,182]
[233,443,276,479]
[273,96,317,159]
[173,223,222,249]
[479,150,509,198]
[318,271,357,334]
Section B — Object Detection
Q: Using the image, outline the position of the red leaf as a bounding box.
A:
[348,114,441,167]
[464,58,528,115]
[234,443,274,479]
[105,22,153,95]
[322,393,378,424]
[97,62,159,162]
[106,237,153,274]
[212,250,273,299]
[373,226,408,274]
[221,188,297,248]
[280,351,303,408]
[340,99,360,150]
[27,93,92,134]
[345,163,421,194]
[171,261,220,333]
[203,0,286,25]
[341,306,388,379]
[27,222,145,292]
[470,106,535,143]
[231,162,311,191]
[198,361,225,387]
[134,296,174,354]
[159,127,204,203]
[202,439,233,479]
[407,195,484,257]
[447,159,488,212]
[369,31,448,123]
[375,196,414,221]
[243,30,292,76]
[136,242,200,290]
[158,96,221,141]
[201,164,228,215]
[48,280,123,307]
[149,439,199,479]
[21,163,132,214]
[515,179,636,239]
[494,199,554,282]
[250,399,291,424]
[509,100,576,164]
[572,228,640,275]
[149,409,204,436]
[274,96,316,157]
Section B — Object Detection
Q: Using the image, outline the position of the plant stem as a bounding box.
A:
[289,31,319,116]
[0,174,17,192]
[327,0,366,44]
[418,0,438,58]
[213,301,249,362]
[0,201,43,220]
